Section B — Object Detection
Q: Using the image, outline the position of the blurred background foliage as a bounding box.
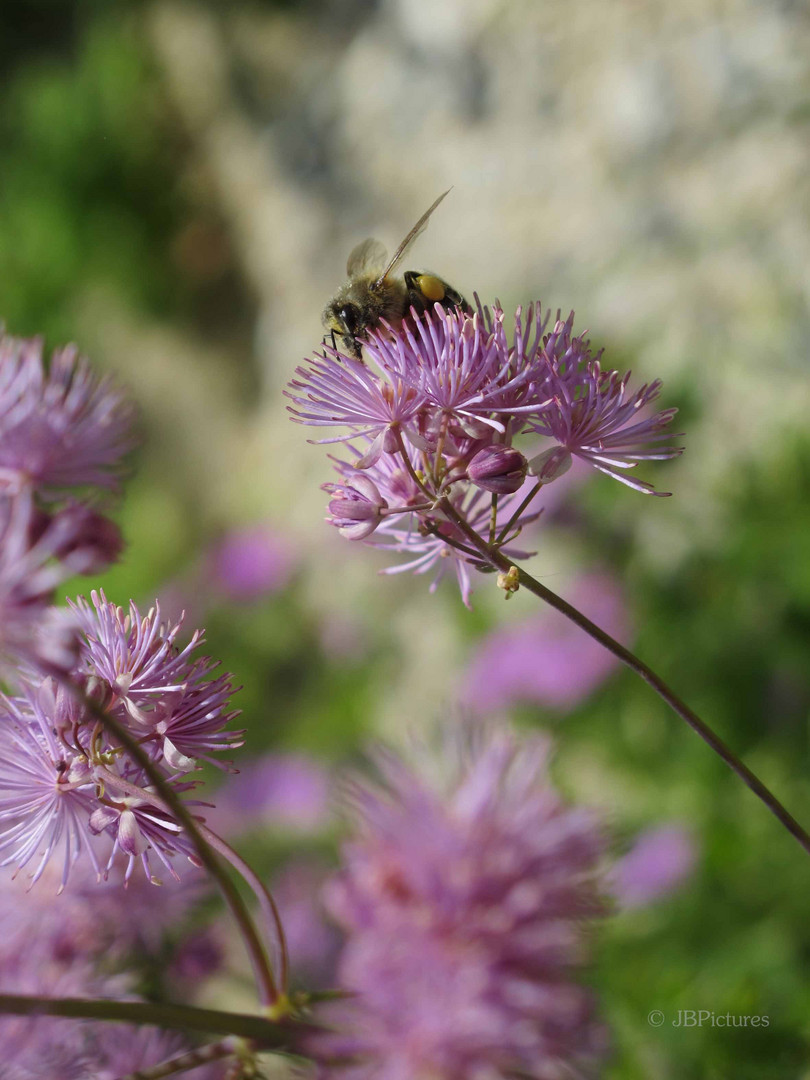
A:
[2,1,810,1076]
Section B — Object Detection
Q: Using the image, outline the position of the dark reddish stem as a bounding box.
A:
[436,494,810,858]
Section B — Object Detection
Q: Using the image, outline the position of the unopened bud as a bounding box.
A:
[468,446,528,495]
[497,566,520,596]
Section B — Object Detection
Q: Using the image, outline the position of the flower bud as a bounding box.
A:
[327,475,388,541]
[468,446,528,495]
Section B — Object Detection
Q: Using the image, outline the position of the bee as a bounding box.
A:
[322,189,470,360]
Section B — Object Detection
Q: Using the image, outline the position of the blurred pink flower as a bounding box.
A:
[612,825,696,909]
[460,572,629,714]
[210,753,332,838]
[208,525,297,601]
[272,860,340,988]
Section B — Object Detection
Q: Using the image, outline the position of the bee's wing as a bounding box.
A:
[373,189,451,289]
[346,238,388,278]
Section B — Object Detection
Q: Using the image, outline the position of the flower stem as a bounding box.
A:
[117,1038,240,1079]
[436,494,810,857]
[199,824,290,996]
[0,995,286,1046]
[77,691,280,1008]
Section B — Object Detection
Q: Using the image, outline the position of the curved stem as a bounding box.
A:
[0,995,286,1047]
[198,824,290,996]
[437,494,810,857]
[76,691,280,1008]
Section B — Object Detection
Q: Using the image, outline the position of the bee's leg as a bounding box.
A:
[442,283,472,315]
[404,271,470,315]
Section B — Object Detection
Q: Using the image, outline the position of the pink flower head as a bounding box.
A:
[286,347,427,467]
[612,825,696,909]
[0,494,123,682]
[325,473,389,540]
[527,318,683,494]
[0,688,103,890]
[208,525,296,601]
[0,335,136,500]
[293,301,682,603]
[71,590,243,770]
[317,725,607,1078]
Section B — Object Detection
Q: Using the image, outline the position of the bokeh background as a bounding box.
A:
[2,0,810,1076]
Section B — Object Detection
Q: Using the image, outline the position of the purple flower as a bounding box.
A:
[208,525,297,602]
[612,825,696,909]
[210,752,332,838]
[88,781,200,885]
[286,348,427,467]
[461,572,630,713]
[330,447,538,608]
[364,303,548,435]
[527,321,683,494]
[325,474,389,540]
[0,494,125,681]
[291,301,682,603]
[317,725,607,1078]
[72,590,242,769]
[0,335,136,500]
[0,688,103,889]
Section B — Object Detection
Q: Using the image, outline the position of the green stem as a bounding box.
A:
[494,480,542,545]
[77,691,279,1008]
[0,996,286,1047]
[436,494,810,858]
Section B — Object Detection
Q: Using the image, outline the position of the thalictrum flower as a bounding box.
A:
[71,590,242,769]
[0,494,123,682]
[292,300,682,603]
[0,335,136,500]
[286,348,427,467]
[0,689,102,890]
[528,335,683,495]
[317,725,607,1078]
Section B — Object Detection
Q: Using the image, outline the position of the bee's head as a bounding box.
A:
[337,302,361,336]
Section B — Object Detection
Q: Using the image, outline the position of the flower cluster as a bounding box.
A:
[0,335,133,682]
[316,725,607,1079]
[0,591,242,889]
[288,302,682,603]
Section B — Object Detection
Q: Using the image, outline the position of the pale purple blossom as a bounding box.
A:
[612,825,696,909]
[210,752,332,838]
[290,301,681,603]
[72,590,242,770]
[0,495,122,681]
[0,689,103,889]
[0,335,136,499]
[528,352,682,494]
[317,725,607,1078]
[207,525,297,601]
[325,474,389,540]
[287,349,427,467]
[329,446,538,608]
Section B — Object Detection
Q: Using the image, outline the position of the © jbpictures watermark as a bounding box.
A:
[647,1010,770,1028]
